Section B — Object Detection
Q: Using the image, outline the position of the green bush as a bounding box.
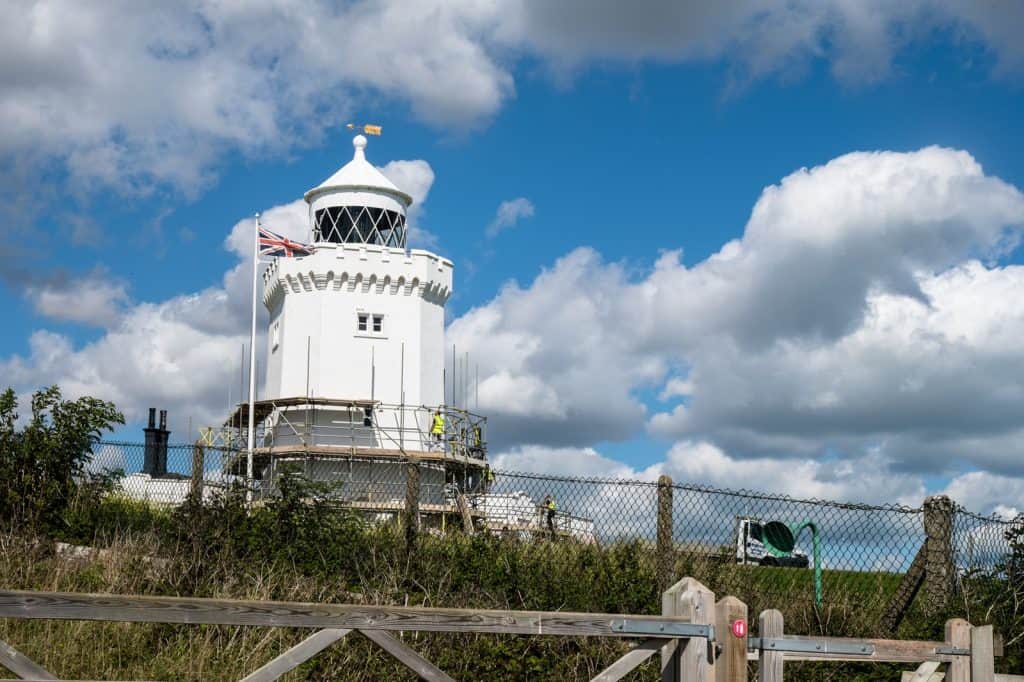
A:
[0,386,123,534]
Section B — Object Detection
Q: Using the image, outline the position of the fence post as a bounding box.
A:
[923,495,955,614]
[715,596,747,682]
[757,610,783,682]
[970,624,994,682]
[405,461,421,550]
[190,443,205,501]
[456,494,474,534]
[878,543,926,635]
[945,618,970,682]
[657,475,674,591]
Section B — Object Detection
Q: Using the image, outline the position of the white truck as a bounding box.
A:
[734,517,811,568]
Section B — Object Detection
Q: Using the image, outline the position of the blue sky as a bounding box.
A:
[3,1,1024,514]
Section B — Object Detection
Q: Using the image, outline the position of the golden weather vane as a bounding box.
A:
[347,122,382,136]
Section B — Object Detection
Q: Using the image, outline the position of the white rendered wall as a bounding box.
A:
[263,243,452,410]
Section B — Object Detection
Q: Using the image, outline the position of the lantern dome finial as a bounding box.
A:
[303,134,412,207]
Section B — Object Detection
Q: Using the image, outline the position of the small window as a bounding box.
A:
[372,314,383,333]
[271,321,281,351]
[357,313,368,332]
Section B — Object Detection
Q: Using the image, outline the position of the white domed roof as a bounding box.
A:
[303,135,413,206]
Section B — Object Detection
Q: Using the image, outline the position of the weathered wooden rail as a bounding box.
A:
[0,579,1005,681]
[0,586,712,682]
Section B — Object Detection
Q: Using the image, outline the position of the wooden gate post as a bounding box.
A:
[657,475,674,591]
[661,578,683,680]
[923,495,955,614]
[715,596,747,682]
[405,461,421,550]
[945,618,970,682]
[757,610,783,682]
[662,577,715,682]
[969,624,994,682]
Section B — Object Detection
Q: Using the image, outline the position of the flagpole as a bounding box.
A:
[246,213,260,504]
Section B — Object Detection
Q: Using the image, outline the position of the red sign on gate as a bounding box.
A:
[731,619,747,638]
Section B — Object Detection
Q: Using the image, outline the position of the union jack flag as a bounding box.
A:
[259,226,314,257]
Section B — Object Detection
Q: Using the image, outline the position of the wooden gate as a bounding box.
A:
[0,578,1005,681]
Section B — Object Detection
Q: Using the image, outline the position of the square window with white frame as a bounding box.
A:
[372,314,384,333]
[357,313,368,332]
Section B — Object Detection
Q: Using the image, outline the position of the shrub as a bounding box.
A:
[0,386,123,534]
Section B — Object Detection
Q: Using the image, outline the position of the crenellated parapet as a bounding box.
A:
[263,242,452,309]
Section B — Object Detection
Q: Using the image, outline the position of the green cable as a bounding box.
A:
[792,521,822,606]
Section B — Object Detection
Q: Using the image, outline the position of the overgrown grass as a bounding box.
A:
[0,485,1017,680]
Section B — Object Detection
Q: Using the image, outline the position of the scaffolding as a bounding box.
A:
[221,397,491,515]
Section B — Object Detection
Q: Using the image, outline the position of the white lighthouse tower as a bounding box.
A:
[264,134,449,410]
[234,134,488,509]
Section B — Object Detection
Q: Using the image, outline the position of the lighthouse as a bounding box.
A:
[264,134,449,410]
[233,134,488,509]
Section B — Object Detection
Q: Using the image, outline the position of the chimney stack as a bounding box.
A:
[142,407,171,477]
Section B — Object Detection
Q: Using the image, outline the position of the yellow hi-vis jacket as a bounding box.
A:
[431,414,445,435]
[546,498,556,512]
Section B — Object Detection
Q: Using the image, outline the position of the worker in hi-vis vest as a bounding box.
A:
[543,495,556,534]
[431,409,445,444]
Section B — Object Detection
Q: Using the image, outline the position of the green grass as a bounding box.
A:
[728,564,903,598]
[0,492,1017,680]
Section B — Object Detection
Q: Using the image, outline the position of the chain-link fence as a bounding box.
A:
[94,441,1022,637]
[91,441,240,505]
[954,504,1020,575]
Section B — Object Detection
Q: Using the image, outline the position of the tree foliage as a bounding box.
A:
[0,385,123,532]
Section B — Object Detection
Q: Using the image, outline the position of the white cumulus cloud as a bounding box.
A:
[486,198,535,238]
[379,159,438,249]
[451,147,1024,484]
[3,1,1023,202]
[25,269,130,328]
